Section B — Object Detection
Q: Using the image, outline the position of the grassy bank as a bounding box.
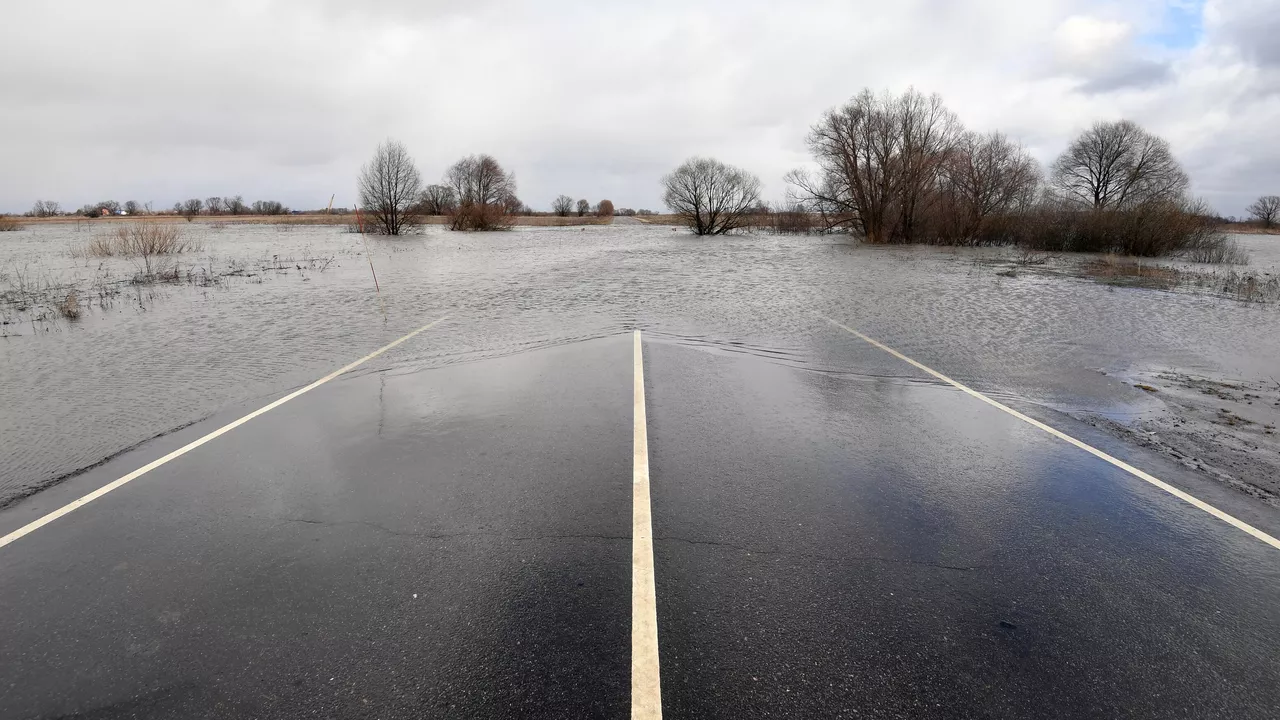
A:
[1219,223,1280,235]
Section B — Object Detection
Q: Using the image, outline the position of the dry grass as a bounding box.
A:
[515,216,613,227]
[633,214,682,225]
[85,224,200,257]
[1218,222,1280,235]
[1081,255,1183,289]
[57,290,80,319]
[1079,254,1280,301]
[0,216,24,232]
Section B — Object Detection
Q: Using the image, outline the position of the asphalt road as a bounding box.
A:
[2,320,1279,719]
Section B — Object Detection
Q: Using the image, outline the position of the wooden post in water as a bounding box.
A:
[354,205,387,322]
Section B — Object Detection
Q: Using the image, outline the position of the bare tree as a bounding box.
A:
[124,200,142,215]
[787,88,961,242]
[940,131,1042,243]
[30,200,61,217]
[552,194,574,217]
[894,89,963,242]
[224,195,247,215]
[180,198,203,221]
[444,154,516,231]
[1051,120,1189,210]
[661,157,763,236]
[787,89,902,242]
[419,184,458,215]
[596,199,615,217]
[357,139,424,235]
[502,192,528,216]
[206,197,223,216]
[576,199,591,217]
[251,200,287,215]
[1246,195,1280,228]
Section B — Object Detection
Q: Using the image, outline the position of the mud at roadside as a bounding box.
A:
[1079,371,1280,506]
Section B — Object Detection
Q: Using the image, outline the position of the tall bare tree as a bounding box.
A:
[180,198,203,221]
[894,89,962,242]
[941,131,1042,242]
[358,139,424,235]
[552,194,574,217]
[787,89,902,242]
[787,88,962,243]
[444,154,516,230]
[596,199,615,217]
[224,195,247,215]
[1051,120,1189,210]
[123,200,142,215]
[662,157,762,236]
[419,184,458,215]
[1246,195,1280,228]
[576,199,591,217]
[205,197,223,216]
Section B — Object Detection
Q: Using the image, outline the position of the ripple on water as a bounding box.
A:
[2,223,1278,505]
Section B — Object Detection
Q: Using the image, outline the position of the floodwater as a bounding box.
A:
[2,221,1278,507]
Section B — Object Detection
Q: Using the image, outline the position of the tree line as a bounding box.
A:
[358,141,628,235]
[660,88,1276,256]
[23,197,289,219]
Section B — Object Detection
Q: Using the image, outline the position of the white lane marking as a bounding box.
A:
[819,314,1280,552]
[0,316,450,551]
[632,330,663,720]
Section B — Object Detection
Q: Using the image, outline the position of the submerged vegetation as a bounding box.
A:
[640,87,1241,263]
[2,229,338,335]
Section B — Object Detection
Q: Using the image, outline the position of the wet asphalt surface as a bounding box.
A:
[2,316,1280,719]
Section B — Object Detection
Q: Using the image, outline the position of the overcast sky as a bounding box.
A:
[2,0,1276,216]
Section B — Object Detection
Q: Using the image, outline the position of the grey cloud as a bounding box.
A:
[0,0,1276,216]
[1078,58,1173,94]
[1210,0,1280,67]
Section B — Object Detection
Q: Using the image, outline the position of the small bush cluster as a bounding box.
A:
[448,203,514,231]
[86,224,199,257]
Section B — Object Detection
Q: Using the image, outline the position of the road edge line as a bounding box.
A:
[632,330,663,719]
[0,315,450,551]
[818,314,1280,552]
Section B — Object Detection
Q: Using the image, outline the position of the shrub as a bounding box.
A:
[771,205,815,235]
[448,202,514,231]
[85,224,199,258]
[58,290,81,319]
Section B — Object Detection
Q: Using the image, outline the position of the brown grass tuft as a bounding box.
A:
[85,224,200,257]
[0,216,25,232]
[58,290,81,319]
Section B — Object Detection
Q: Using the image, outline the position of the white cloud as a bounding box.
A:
[0,0,1276,216]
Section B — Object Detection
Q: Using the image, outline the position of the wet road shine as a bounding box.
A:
[4,224,1280,718]
[2,311,1279,719]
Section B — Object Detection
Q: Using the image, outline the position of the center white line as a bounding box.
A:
[0,315,450,551]
[632,330,663,720]
[819,314,1280,552]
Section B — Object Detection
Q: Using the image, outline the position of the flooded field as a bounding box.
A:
[2,221,1279,507]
